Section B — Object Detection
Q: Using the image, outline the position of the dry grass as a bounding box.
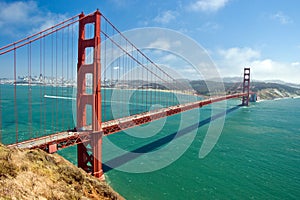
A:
[0,144,124,200]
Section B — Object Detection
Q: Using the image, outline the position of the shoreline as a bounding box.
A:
[256,95,300,102]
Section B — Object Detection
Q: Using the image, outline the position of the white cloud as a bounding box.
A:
[154,10,177,24]
[30,12,68,33]
[216,47,300,84]
[219,47,260,62]
[149,38,171,50]
[188,0,229,13]
[270,11,293,25]
[0,1,68,37]
[160,54,178,62]
[148,38,182,50]
[0,1,36,22]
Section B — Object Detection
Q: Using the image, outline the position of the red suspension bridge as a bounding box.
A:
[0,10,253,179]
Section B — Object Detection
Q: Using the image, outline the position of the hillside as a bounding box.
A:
[0,144,123,200]
[251,82,300,100]
[190,80,300,100]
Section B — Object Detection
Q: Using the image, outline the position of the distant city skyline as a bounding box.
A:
[0,0,299,83]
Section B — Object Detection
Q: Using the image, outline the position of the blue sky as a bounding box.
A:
[0,0,299,83]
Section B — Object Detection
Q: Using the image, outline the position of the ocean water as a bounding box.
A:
[1,85,299,199]
[99,98,300,199]
[0,85,75,143]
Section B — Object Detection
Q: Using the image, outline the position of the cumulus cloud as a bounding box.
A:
[291,62,300,66]
[188,0,229,13]
[160,54,178,62]
[154,10,177,24]
[270,11,293,25]
[0,1,68,37]
[216,47,300,84]
[149,38,172,50]
[219,47,260,63]
[148,38,182,50]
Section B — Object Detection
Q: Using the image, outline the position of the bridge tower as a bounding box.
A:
[76,10,103,179]
[242,67,250,106]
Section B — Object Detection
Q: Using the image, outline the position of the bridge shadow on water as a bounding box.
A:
[103,105,241,172]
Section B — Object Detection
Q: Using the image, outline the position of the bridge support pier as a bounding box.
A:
[76,10,103,179]
[77,132,104,179]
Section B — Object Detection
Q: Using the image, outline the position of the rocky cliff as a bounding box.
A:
[0,144,123,200]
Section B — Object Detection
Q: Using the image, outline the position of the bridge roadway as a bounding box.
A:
[7,93,247,153]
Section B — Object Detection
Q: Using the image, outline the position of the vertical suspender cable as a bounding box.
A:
[28,42,32,139]
[110,30,114,120]
[149,60,152,109]
[135,51,139,110]
[122,50,125,115]
[43,36,46,135]
[126,41,129,115]
[157,66,160,107]
[146,59,149,109]
[60,29,65,130]
[111,32,114,96]
[130,46,133,114]
[169,74,172,107]
[121,37,124,116]
[103,21,107,122]
[71,24,75,128]
[173,77,175,106]
[13,47,18,143]
[39,34,43,137]
[67,27,69,87]
[55,31,58,132]
[118,49,121,115]
[141,56,144,110]
[125,41,129,115]
[51,32,54,133]
[0,78,1,142]
[71,24,74,88]
[66,26,70,129]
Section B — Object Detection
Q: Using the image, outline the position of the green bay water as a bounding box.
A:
[100,98,300,199]
[1,85,299,199]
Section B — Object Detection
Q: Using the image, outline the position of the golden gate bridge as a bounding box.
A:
[0,10,253,179]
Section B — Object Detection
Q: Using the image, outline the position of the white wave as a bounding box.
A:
[44,95,75,100]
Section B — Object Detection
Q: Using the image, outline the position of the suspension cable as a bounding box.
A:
[0,14,79,55]
[101,14,189,92]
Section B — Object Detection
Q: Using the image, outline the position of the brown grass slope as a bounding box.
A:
[0,144,123,200]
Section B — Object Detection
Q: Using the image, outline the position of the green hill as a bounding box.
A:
[190,80,300,100]
[251,82,300,100]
